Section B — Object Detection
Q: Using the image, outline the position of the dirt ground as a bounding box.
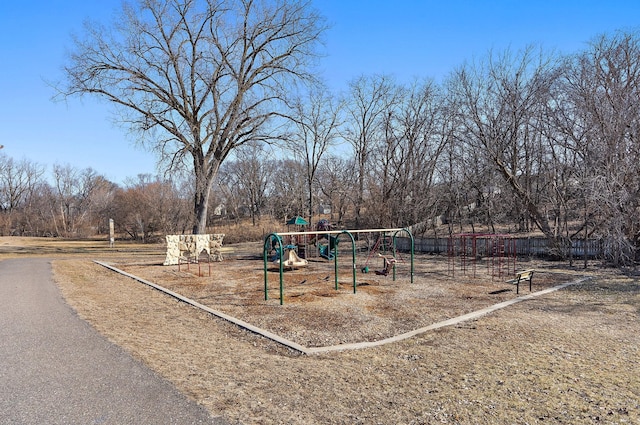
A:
[114,250,575,350]
[4,237,639,424]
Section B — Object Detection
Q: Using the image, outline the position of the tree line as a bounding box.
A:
[31,0,640,266]
[219,31,640,266]
[0,161,185,241]
[5,29,640,266]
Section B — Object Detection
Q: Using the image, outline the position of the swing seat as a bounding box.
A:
[378,253,404,263]
[375,256,397,276]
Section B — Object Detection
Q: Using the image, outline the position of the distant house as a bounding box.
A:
[318,205,331,214]
[213,204,226,216]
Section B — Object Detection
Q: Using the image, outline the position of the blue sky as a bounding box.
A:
[1,1,639,185]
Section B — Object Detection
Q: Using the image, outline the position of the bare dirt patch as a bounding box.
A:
[7,237,636,424]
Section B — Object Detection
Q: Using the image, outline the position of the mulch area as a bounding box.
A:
[114,253,575,348]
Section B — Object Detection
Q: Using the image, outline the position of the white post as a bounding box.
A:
[109,219,115,248]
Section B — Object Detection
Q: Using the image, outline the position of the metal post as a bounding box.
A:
[334,235,339,291]
[263,233,284,304]
[344,231,357,293]
[472,235,477,278]
[392,229,414,284]
[333,231,357,292]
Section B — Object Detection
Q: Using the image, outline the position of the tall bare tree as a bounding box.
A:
[447,46,563,245]
[287,85,343,223]
[370,79,447,228]
[61,0,326,233]
[344,74,399,227]
[560,31,640,264]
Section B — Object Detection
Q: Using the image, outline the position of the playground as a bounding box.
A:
[114,234,575,349]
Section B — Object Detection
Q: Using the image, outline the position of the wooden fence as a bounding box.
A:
[395,236,605,259]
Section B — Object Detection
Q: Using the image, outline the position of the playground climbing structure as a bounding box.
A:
[447,233,517,280]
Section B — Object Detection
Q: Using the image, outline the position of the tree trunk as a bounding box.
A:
[193,160,215,234]
[307,179,314,226]
[193,197,208,234]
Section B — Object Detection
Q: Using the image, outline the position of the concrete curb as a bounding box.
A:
[95,261,590,355]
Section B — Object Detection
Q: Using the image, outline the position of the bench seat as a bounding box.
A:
[506,269,534,294]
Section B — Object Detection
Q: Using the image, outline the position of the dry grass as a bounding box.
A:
[4,236,639,424]
[0,236,164,258]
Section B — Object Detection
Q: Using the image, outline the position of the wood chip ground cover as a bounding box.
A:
[39,243,640,424]
[114,255,573,348]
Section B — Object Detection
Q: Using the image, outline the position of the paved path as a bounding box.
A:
[0,258,227,425]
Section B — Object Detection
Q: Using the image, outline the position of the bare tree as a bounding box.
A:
[61,0,326,233]
[369,79,447,228]
[0,155,44,213]
[111,174,187,241]
[218,142,271,225]
[0,155,45,235]
[316,155,355,226]
[344,74,400,227]
[447,46,563,246]
[49,165,119,237]
[560,31,640,265]
[51,164,82,236]
[82,174,119,234]
[215,168,243,223]
[287,85,343,224]
[267,158,306,220]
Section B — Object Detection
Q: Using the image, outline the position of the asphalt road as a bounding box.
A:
[0,258,228,425]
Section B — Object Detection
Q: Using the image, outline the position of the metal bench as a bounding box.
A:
[507,269,534,294]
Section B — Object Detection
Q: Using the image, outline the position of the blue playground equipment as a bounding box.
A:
[318,236,338,260]
[312,219,338,260]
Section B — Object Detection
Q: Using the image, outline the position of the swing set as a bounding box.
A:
[263,227,414,305]
[361,231,407,277]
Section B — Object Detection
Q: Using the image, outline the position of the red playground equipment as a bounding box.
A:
[447,233,517,280]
